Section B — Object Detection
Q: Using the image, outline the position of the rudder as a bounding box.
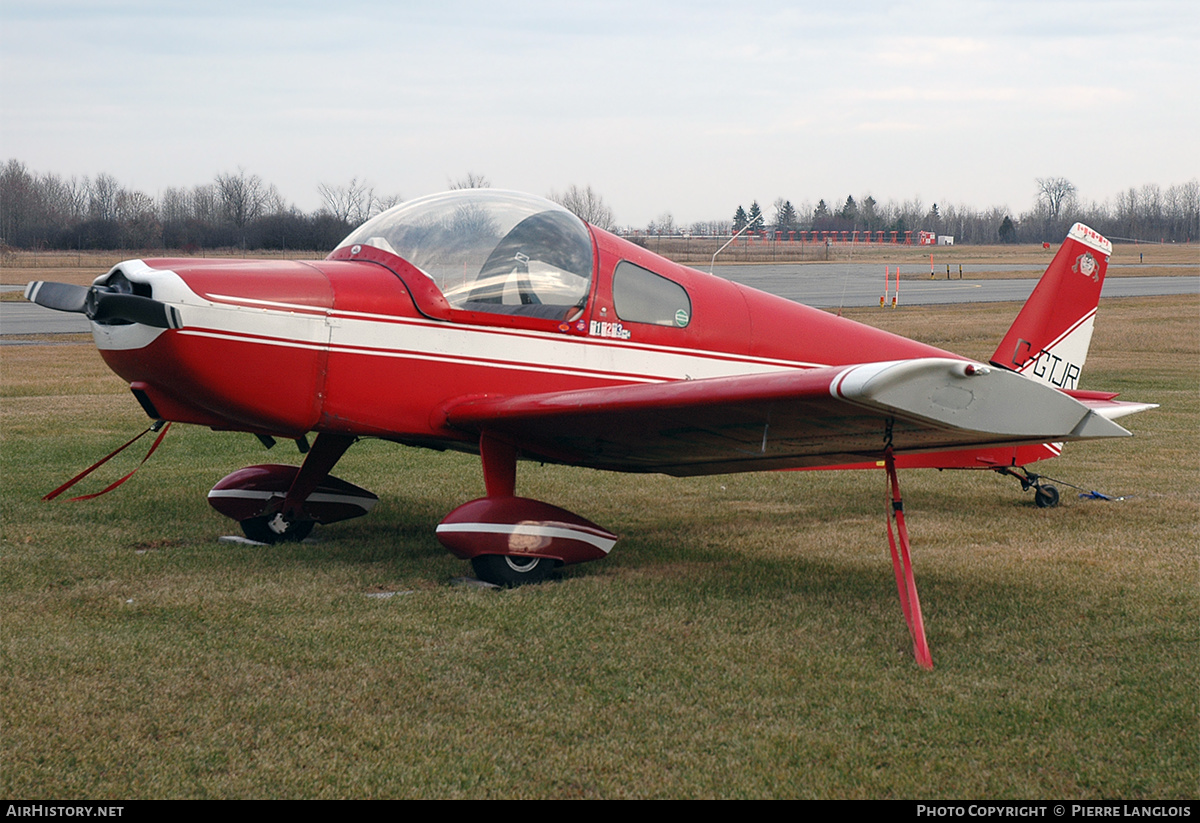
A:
[989,222,1111,390]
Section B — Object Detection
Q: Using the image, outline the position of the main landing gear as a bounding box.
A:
[207,434,378,543]
[995,466,1060,508]
[435,434,619,587]
[470,554,556,587]
[207,430,616,588]
[239,513,315,544]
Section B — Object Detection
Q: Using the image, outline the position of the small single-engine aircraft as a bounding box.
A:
[27,189,1154,667]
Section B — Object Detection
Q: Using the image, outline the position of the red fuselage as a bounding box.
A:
[97,227,954,447]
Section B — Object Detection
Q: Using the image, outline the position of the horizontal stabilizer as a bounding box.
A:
[1076,398,1159,421]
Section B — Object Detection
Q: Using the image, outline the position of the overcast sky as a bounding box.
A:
[1,0,1196,227]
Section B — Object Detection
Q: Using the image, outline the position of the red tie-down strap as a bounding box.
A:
[43,422,171,502]
[884,447,934,670]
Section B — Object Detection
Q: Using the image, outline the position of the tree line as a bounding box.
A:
[638,177,1197,245]
[2,159,1195,251]
[713,178,1198,245]
[0,161,398,252]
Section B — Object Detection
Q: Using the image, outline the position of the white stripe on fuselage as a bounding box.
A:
[101,270,830,383]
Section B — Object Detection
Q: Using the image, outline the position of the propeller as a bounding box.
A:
[23,281,88,313]
[25,281,182,329]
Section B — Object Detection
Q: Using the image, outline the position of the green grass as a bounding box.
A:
[1,297,1196,799]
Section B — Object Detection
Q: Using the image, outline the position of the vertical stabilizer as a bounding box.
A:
[989,223,1111,390]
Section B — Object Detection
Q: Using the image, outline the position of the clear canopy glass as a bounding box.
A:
[336,190,594,315]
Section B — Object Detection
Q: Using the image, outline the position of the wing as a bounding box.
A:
[440,357,1132,477]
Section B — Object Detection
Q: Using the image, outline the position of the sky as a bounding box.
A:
[1,0,1196,228]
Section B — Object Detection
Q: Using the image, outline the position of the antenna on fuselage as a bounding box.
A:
[710,214,763,274]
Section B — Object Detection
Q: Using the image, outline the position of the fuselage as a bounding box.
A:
[94,195,956,446]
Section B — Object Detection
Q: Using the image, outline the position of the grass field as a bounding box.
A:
[1,283,1196,796]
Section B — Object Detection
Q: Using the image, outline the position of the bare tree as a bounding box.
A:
[1036,177,1077,220]
[318,178,370,224]
[190,183,220,224]
[548,184,615,230]
[371,193,403,216]
[215,168,279,240]
[448,172,491,190]
[0,159,40,243]
[647,212,676,235]
[117,189,156,223]
[319,178,401,225]
[159,186,192,225]
[1171,179,1200,239]
[118,190,161,247]
[40,172,89,221]
[260,185,286,217]
[89,173,123,222]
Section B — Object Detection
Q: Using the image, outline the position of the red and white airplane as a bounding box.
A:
[26,189,1154,667]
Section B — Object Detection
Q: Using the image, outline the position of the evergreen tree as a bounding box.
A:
[732,205,748,233]
[747,200,763,231]
[772,198,797,234]
[839,195,858,222]
[860,195,878,230]
[998,215,1017,243]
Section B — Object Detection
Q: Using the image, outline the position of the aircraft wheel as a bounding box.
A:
[471,554,555,587]
[240,514,314,544]
[1034,485,1060,509]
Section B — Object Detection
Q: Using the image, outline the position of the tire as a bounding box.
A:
[471,554,555,587]
[240,514,314,544]
[1034,485,1060,509]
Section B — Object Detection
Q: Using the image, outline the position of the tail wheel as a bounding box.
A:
[240,514,314,544]
[995,467,1062,509]
[1034,485,1060,508]
[471,554,556,587]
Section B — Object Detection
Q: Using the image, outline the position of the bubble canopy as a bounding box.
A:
[335,190,594,316]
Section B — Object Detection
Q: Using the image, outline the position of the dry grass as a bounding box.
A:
[0,296,1196,799]
[0,249,323,287]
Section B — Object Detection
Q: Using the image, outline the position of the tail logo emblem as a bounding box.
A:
[1073,252,1099,282]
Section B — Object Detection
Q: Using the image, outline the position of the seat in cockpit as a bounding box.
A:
[457,210,593,318]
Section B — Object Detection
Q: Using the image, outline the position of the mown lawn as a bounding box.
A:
[1,296,1195,799]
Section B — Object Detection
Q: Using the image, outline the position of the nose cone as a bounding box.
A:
[95,257,335,437]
